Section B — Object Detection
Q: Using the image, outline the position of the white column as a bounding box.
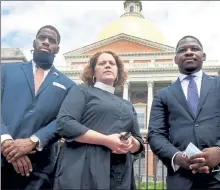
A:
[123,81,129,100]
[147,81,154,129]
[128,90,131,101]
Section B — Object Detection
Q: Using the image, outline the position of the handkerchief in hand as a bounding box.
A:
[182,142,202,158]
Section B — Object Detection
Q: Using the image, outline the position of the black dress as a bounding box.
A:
[53,85,144,189]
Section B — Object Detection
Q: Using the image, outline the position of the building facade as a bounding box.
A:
[2,0,220,180]
[1,48,28,63]
[61,0,220,178]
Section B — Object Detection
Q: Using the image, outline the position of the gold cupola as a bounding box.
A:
[97,0,166,44]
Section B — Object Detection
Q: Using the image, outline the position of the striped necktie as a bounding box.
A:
[186,75,199,116]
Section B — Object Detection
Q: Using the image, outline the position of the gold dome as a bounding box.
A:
[97,1,166,44]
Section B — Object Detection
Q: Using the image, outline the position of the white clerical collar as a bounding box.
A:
[94,81,115,94]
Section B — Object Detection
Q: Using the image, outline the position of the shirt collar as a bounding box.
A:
[179,70,203,82]
[32,60,37,69]
[32,60,51,71]
[94,81,115,94]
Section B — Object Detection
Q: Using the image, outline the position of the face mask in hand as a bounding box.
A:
[182,142,202,158]
[33,51,55,70]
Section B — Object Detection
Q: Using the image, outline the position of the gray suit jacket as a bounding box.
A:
[148,73,220,189]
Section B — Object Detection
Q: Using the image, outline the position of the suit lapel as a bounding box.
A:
[21,62,34,98]
[35,66,59,97]
[195,74,215,119]
[169,78,194,119]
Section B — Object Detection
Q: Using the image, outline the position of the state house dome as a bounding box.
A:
[97,0,166,44]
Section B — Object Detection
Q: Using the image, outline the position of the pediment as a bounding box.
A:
[64,33,175,57]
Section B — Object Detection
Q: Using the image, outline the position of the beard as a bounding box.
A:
[181,61,203,75]
[184,67,198,74]
[33,51,55,70]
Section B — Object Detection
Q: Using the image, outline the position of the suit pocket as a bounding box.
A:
[196,123,220,148]
[208,89,220,95]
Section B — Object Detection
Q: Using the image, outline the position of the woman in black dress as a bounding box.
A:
[54,51,144,189]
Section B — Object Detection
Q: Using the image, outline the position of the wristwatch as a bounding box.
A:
[30,135,39,149]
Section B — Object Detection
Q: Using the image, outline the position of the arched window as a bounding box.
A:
[130,6,134,12]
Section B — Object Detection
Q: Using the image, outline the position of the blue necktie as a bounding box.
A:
[186,75,199,116]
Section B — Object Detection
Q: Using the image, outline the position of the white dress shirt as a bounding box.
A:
[1,60,52,151]
[171,70,203,171]
[32,60,51,80]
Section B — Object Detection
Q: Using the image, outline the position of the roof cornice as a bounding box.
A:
[64,33,175,58]
[62,66,220,75]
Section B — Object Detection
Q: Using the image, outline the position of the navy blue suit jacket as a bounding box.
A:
[1,61,75,174]
[148,74,220,189]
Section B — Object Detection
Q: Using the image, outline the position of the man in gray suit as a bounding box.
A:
[148,35,220,189]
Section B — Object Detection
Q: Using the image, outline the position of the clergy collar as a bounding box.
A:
[94,81,115,94]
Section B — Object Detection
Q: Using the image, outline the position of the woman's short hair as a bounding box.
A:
[81,51,127,87]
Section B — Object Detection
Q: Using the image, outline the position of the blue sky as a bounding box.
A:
[1,9,10,15]
[1,31,32,47]
[1,1,220,65]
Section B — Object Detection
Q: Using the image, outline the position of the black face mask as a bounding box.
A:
[33,51,55,70]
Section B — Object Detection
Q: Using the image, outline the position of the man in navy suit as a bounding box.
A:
[148,36,220,189]
[1,25,75,189]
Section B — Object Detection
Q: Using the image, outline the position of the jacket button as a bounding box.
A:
[195,123,199,127]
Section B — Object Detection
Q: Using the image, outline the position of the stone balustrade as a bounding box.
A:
[66,60,219,73]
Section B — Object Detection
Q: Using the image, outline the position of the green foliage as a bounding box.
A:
[136,181,166,189]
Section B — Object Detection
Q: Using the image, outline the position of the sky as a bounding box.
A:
[1,1,220,66]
